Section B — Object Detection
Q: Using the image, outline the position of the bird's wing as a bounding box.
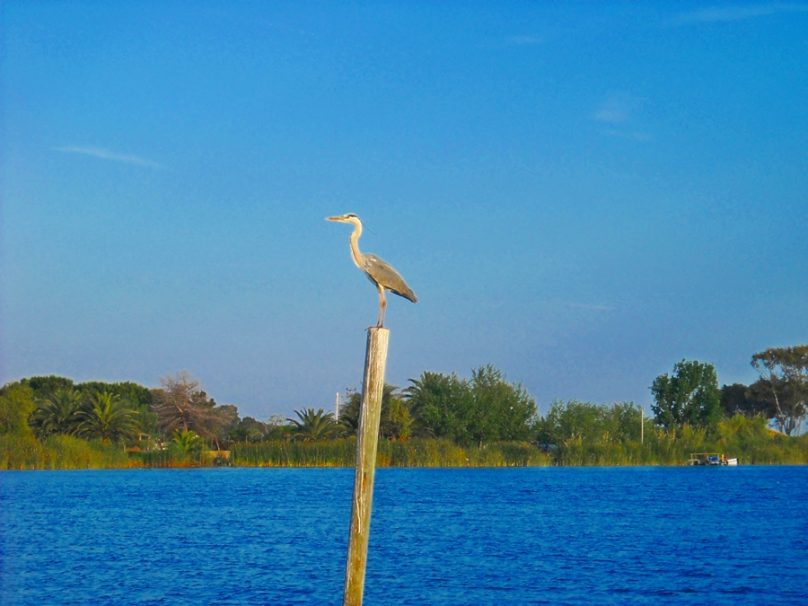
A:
[362,254,418,302]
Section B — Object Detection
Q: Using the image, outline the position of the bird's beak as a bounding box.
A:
[326,215,343,222]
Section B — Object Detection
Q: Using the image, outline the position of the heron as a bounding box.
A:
[326,213,417,327]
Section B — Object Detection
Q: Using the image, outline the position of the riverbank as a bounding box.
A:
[3,434,807,470]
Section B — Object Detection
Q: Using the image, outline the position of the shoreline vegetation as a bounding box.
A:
[4,416,808,471]
[2,351,807,471]
[150,427,808,468]
[3,431,807,471]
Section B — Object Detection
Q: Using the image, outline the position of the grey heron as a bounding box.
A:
[326,213,417,327]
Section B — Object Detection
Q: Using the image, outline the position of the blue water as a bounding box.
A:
[1,467,807,605]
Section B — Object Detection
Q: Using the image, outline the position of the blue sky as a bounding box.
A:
[2,2,806,420]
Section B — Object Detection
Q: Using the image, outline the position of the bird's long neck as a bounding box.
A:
[348,220,363,268]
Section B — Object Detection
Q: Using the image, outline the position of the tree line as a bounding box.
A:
[650,345,808,436]
[0,365,537,461]
[295,365,537,446]
[1,344,806,469]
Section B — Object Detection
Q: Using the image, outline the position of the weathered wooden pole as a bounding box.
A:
[343,327,390,606]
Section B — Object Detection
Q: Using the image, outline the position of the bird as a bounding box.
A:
[326,213,417,327]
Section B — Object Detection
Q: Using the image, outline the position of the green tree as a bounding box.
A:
[467,365,537,445]
[79,380,157,435]
[265,415,293,440]
[720,382,774,418]
[23,376,75,399]
[0,383,37,436]
[75,391,140,444]
[405,372,472,441]
[30,387,83,438]
[539,401,644,445]
[381,390,413,441]
[338,390,361,435]
[230,416,269,442]
[751,345,808,435]
[651,360,721,430]
[288,408,338,441]
[537,400,647,465]
[406,366,537,446]
[721,383,752,416]
[78,381,153,406]
[540,401,605,446]
[341,385,413,440]
[604,402,645,443]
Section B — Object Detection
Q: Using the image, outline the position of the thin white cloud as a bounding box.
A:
[593,93,650,141]
[54,145,162,169]
[673,3,808,25]
[594,105,629,124]
[593,93,643,124]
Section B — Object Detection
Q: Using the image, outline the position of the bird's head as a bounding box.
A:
[326,213,361,226]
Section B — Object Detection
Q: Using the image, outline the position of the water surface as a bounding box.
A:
[2,467,806,604]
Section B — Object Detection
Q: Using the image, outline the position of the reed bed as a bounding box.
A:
[0,434,129,470]
[3,417,806,470]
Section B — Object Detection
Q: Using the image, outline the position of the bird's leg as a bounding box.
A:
[376,286,387,327]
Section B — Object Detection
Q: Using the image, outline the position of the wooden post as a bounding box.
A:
[343,327,390,606]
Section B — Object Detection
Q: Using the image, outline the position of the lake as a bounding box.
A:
[1,466,807,605]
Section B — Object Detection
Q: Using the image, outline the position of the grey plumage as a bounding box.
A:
[326,213,417,327]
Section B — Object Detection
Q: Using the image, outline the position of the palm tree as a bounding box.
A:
[338,391,361,435]
[76,391,140,444]
[288,408,337,441]
[31,387,83,438]
[171,429,204,456]
[404,371,473,441]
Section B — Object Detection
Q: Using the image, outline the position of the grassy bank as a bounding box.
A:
[4,437,807,470]
[0,434,131,470]
[230,438,549,467]
[125,439,550,469]
[3,417,807,470]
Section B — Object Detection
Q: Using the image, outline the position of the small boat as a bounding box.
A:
[688,452,738,466]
